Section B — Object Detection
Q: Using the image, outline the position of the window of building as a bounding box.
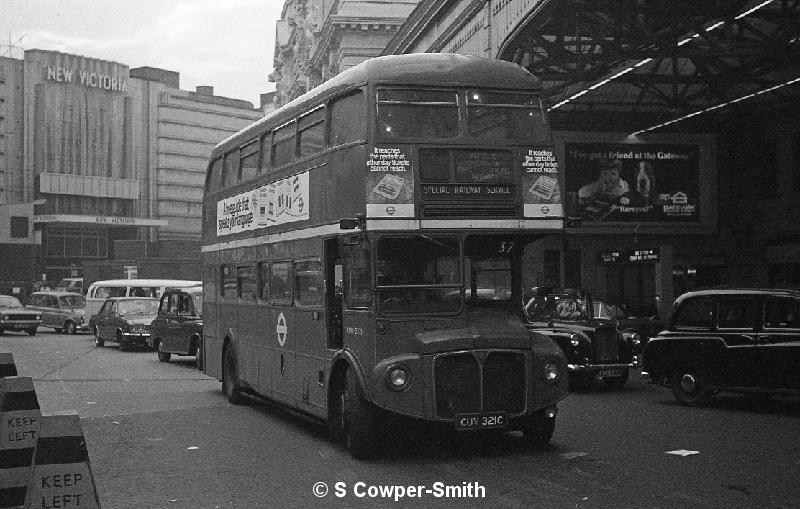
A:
[239,140,259,182]
[298,107,326,157]
[269,262,292,305]
[673,296,714,329]
[295,260,323,306]
[272,122,296,167]
[220,265,237,297]
[237,265,257,300]
[10,216,28,238]
[329,91,365,146]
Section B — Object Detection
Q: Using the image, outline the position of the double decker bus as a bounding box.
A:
[202,53,568,458]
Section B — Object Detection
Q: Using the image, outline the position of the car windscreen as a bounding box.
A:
[118,299,159,316]
[60,295,85,308]
[0,296,23,308]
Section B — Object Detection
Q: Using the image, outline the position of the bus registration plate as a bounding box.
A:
[454,412,508,430]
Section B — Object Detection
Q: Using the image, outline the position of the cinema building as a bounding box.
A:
[0,49,263,289]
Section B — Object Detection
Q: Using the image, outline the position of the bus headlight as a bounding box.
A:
[543,363,559,382]
[385,365,412,391]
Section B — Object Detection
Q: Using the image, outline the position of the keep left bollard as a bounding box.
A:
[0,376,41,509]
[24,412,101,509]
[0,353,18,378]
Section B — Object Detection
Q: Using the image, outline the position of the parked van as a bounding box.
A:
[84,279,201,319]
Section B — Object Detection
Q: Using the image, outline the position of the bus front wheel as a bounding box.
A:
[343,369,380,459]
[222,346,244,405]
[522,409,556,448]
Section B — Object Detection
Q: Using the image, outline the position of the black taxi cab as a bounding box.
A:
[524,288,637,390]
[149,285,203,369]
[643,288,800,405]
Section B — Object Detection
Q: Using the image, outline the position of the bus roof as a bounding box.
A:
[213,53,542,155]
[87,279,201,287]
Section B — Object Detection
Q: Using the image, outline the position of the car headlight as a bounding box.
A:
[1,315,7,321]
[543,362,559,382]
[569,334,581,348]
[385,365,412,391]
[36,315,41,320]
[622,331,642,345]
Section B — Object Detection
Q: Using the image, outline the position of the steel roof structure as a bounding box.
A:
[497,0,800,133]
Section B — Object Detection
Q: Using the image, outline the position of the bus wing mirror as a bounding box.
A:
[339,214,366,231]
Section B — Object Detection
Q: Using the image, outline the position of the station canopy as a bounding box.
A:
[499,0,800,133]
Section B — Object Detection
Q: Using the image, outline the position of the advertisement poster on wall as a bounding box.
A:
[564,143,700,222]
[366,146,415,217]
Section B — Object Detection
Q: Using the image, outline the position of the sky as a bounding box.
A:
[1,0,283,106]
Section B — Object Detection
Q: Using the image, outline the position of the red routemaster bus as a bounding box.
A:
[201,53,568,458]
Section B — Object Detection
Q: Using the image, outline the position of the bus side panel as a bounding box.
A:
[237,298,261,389]
[255,298,273,398]
[294,307,328,418]
[341,311,376,377]
[203,252,222,381]
[270,306,297,407]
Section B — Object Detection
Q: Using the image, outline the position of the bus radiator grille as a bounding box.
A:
[434,351,525,418]
[483,352,525,414]
[592,326,620,362]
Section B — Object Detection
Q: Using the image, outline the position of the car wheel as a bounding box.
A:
[27,327,37,336]
[195,341,203,370]
[522,409,556,448]
[603,369,630,391]
[222,345,244,405]
[157,340,171,362]
[343,368,381,459]
[671,370,712,406]
[94,327,104,347]
[63,321,76,335]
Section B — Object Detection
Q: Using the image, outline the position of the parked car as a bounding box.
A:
[524,288,638,389]
[55,277,83,294]
[0,295,42,335]
[643,288,800,405]
[149,285,203,368]
[589,298,665,347]
[90,297,160,351]
[26,291,88,334]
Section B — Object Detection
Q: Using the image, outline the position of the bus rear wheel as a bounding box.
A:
[343,369,380,459]
[222,346,244,405]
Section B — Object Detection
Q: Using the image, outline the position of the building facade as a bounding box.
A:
[0,49,263,289]
[269,0,421,106]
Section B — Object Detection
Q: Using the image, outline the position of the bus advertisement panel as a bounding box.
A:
[201,54,568,459]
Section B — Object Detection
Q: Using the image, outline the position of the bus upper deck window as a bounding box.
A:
[376,89,459,139]
[329,91,365,146]
[467,91,547,143]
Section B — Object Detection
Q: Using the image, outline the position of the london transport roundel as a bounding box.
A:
[276,312,288,346]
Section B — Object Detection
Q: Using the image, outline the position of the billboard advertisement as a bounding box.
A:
[564,143,700,222]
